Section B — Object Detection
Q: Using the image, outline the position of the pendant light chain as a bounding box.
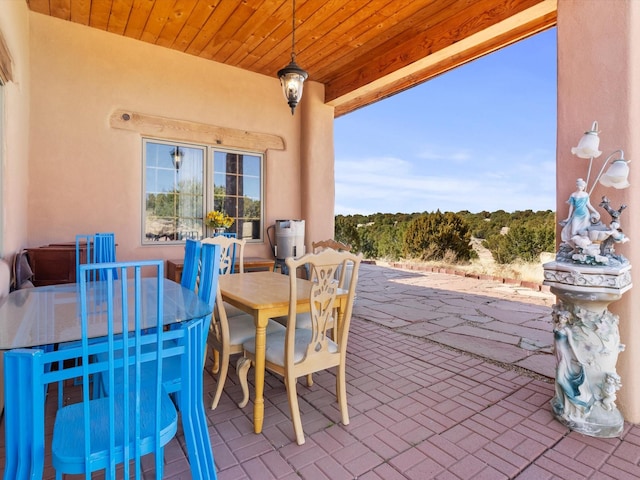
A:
[291,0,297,61]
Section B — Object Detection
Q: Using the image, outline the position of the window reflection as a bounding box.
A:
[143,141,262,243]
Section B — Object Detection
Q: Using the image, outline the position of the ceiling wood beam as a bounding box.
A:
[329,2,557,116]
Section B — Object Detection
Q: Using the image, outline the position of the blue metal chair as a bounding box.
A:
[161,243,220,397]
[51,260,178,478]
[181,238,202,291]
[65,233,117,391]
[94,232,117,279]
[75,232,118,282]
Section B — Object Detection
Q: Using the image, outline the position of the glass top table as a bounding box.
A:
[0,278,211,350]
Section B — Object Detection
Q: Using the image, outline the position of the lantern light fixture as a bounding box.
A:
[277,0,308,115]
[170,146,184,170]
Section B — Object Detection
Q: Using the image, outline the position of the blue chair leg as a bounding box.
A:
[3,349,46,480]
[179,318,217,480]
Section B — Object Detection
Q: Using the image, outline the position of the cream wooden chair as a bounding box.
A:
[274,239,353,329]
[202,235,285,409]
[237,248,362,445]
[274,239,355,387]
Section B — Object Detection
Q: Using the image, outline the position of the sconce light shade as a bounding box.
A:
[278,57,308,115]
[599,158,630,189]
[571,121,602,159]
[170,147,184,170]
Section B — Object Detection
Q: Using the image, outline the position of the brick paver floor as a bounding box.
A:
[3,263,640,479]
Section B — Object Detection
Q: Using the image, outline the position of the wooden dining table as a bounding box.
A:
[218,271,348,434]
[0,278,216,480]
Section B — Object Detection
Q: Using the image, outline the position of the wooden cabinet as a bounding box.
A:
[166,257,275,284]
[166,259,184,283]
[26,243,88,286]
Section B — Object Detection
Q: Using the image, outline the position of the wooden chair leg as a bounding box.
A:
[211,348,220,375]
[236,356,252,408]
[285,376,305,445]
[337,363,349,426]
[306,373,313,387]
[210,350,230,410]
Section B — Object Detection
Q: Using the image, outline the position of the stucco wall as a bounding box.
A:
[557,0,640,421]
[27,12,331,262]
[0,1,30,258]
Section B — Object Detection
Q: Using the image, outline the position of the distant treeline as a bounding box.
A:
[335,209,556,264]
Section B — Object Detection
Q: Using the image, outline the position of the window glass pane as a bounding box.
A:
[143,140,204,243]
[242,175,261,200]
[210,150,263,241]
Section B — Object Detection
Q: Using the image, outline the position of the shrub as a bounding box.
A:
[403,211,472,261]
[483,213,556,264]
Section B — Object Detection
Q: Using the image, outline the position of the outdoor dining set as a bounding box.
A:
[0,233,362,479]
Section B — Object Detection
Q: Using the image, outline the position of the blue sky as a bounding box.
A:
[334,27,557,216]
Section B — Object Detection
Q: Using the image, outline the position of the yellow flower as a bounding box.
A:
[206,210,234,228]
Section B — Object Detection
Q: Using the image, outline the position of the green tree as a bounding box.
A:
[483,211,555,263]
[403,211,472,261]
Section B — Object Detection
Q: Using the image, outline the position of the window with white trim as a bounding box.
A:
[143,139,263,244]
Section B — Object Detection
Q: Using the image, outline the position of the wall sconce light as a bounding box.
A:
[277,0,308,115]
[170,147,184,170]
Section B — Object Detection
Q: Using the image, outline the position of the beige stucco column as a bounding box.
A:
[557,0,640,422]
[299,81,336,250]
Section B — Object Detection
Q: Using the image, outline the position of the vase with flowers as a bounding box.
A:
[206,210,234,235]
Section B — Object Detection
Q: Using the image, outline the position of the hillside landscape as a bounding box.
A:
[335,210,556,284]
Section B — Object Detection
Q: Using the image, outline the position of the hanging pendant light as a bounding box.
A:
[278,0,308,115]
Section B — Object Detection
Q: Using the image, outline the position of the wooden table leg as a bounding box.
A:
[253,313,269,433]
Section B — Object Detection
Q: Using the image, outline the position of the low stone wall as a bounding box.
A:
[386,261,550,293]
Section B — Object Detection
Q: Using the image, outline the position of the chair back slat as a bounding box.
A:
[198,243,221,308]
[196,243,221,369]
[181,239,202,290]
[52,260,178,478]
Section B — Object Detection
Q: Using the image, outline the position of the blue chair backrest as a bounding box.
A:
[75,232,118,282]
[197,243,221,365]
[198,243,221,309]
[94,233,117,280]
[181,239,202,291]
[51,260,178,478]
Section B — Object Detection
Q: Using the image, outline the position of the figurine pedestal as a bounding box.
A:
[543,261,631,437]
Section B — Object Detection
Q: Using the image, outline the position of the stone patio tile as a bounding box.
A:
[515,353,556,378]
[427,331,529,363]
[445,324,522,344]
[396,322,448,337]
[477,303,547,324]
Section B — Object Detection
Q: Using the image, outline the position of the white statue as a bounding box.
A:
[559,178,600,246]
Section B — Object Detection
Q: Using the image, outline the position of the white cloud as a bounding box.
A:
[335,152,556,215]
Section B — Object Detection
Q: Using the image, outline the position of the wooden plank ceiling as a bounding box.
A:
[27,0,557,117]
